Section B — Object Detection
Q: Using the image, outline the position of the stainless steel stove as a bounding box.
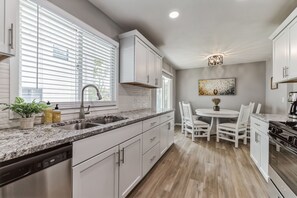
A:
[268,121,297,198]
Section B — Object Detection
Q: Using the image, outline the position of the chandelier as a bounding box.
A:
[208,54,223,66]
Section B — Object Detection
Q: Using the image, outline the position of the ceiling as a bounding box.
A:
[89,0,297,70]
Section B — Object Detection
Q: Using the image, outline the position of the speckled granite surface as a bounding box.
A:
[0,109,174,163]
[251,113,288,123]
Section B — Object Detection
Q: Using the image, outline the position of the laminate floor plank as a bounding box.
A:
[128,127,268,198]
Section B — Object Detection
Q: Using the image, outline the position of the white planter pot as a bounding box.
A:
[20,116,35,129]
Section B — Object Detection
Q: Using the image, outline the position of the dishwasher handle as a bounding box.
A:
[0,144,72,187]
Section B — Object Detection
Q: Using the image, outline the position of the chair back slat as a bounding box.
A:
[179,101,184,120]
[182,102,193,123]
[236,105,250,128]
[256,103,261,114]
[249,102,255,114]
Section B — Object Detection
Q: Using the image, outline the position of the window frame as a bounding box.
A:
[10,0,119,110]
[156,72,173,110]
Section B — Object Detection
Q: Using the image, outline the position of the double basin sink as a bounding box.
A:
[59,116,128,130]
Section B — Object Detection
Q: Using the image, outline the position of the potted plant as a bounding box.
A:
[1,97,48,129]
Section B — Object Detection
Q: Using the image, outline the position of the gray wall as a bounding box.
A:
[265,59,293,114]
[175,62,266,123]
[48,0,123,40]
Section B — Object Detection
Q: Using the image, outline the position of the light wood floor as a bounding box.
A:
[128,127,268,198]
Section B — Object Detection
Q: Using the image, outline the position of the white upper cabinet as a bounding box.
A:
[119,30,163,88]
[272,31,289,82]
[0,0,17,61]
[270,8,297,83]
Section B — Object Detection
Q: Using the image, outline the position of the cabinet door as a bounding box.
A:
[119,135,142,198]
[147,49,155,86]
[260,133,269,180]
[0,0,5,52]
[168,119,174,147]
[154,55,162,88]
[250,127,260,166]
[273,30,289,82]
[73,146,119,198]
[135,38,148,84]
[160,122,169,156]
[289,18,297,78]
[0,0,16,55]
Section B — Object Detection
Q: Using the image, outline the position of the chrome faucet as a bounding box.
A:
[79,84,102,119]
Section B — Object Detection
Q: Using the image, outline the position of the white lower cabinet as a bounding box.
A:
[143,143,160,176]
[250,117,269,182]
[72,112,175,198]
[160,122,169,156]
[119,135,142,198]
[160,119,174,156]
[73,146,119,198]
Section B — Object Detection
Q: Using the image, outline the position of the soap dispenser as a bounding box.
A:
[43,101,53,124]
[53,104,61,123]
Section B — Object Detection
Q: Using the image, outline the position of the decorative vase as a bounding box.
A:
[213,105,220,111]
[212,98,221,111]
[20,116,35,129]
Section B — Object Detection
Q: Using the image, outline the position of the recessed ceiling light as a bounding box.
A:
[169,11,179,19]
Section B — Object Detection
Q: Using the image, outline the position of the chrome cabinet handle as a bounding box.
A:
[255,123,260,127]
[168,122,171,130]
[285,66,289,77]
[151,122,157,126]
[150,136,156,142]
[150,155,156,162]
[9,24,14,49]
[121,148,125,164]
[116,151,120,165]
[147,75,149,83]
[283,67,285,78]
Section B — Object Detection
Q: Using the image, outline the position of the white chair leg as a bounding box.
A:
[244,130,247,145]
[181,122,184,134]
[235,134,239,148]
[192,131,195,141]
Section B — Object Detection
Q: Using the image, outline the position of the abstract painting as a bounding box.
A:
[198,78,236,96]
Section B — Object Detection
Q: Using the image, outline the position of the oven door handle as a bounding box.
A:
[268,132,297,156]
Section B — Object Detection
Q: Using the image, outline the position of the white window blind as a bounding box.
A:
[19,0,117,106]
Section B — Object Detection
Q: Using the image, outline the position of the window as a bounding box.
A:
[157,75,173,110]
[19,0,118,107]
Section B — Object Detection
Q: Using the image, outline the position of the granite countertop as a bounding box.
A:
[251,113,288,123]
[0,109,174,164]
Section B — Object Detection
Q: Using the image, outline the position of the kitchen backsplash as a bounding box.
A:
[0,62,152,129]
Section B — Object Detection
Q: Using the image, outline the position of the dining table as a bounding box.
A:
[195,108,239,135]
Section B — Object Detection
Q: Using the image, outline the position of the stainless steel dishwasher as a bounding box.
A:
[0,144,72,198]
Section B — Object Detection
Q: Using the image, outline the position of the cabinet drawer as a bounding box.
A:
[143,126,160,154]
[73,122,142,166]
[143,116,160,132]
[143,143,160,176]
[251,117,268,133]
[160,112,174,123]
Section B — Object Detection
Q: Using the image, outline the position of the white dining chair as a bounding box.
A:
[182,102,210,141]
[179,101,185,134]
[247,103,261,139]
[256,103,262,114]
[217,105,250,148]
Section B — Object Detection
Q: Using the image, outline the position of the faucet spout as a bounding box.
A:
[79,84,102,119]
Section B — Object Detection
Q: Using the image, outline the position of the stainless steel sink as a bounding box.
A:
[90,116,127,125]
[59,122,99,130]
